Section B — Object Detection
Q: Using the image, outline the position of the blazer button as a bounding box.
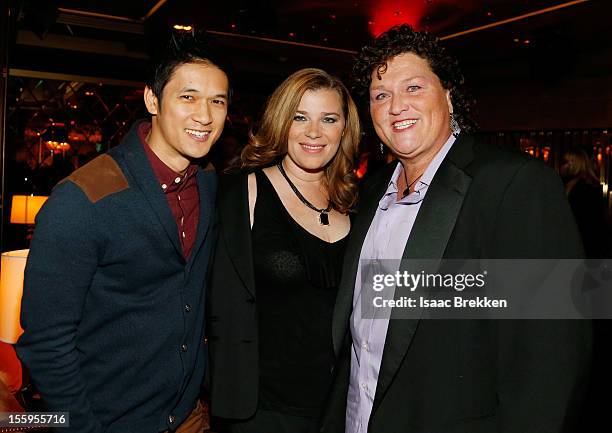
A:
[246,297,255,304]
[180,344,188,352]
[168,414,176,424]
[184,304,191,313]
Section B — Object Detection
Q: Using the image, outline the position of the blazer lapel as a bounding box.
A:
[120,129,184,259]
[186,169,216,268]
[332,164,397,356]
[219,174,256,297]
[372,135,474,410]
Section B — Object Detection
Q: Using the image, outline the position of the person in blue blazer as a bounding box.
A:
[17,32,230,433]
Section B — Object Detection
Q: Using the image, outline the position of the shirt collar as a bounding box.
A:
[378,133,457,210]
[138,122,199,193]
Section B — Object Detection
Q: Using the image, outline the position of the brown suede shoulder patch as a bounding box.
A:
[65,154,129,203]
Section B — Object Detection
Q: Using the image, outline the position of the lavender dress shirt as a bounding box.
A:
[346,134,456,433]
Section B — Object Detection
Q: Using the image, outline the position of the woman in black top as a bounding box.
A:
[208,68,361,433]
[560,146,608,257]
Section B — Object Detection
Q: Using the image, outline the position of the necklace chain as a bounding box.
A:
[403,169,425,197]
[276,162,332,225]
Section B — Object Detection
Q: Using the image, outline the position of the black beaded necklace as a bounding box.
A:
[277,162,332,226]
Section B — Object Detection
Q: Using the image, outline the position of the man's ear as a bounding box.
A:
[144,86,159,116]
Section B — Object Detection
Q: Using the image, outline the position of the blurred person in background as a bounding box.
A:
[560,146,609,258]
[561,146,612,433]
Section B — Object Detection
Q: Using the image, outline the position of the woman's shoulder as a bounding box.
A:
[218,169,251,192]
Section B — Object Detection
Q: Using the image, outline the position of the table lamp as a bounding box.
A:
[0,249,29,344]
[10,195,48,225]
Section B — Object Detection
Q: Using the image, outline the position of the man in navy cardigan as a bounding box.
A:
[17,32,230,433]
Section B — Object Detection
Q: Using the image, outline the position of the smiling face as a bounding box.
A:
[144,61,229,173]
[285,88,346,174]
[369,52,453,168]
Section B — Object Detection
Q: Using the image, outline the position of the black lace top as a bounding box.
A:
[252,170,347,417]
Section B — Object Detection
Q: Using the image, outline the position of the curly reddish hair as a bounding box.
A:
[352,24,477,132]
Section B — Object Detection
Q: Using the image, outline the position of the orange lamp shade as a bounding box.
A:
[10,195,48,224]
[0,249,29,344]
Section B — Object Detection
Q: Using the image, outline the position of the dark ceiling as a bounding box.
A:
[27,0,607,47]
[9,0,611,86]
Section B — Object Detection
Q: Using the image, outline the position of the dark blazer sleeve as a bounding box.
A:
[16,181,104,433]
[207,173,259,420]
[491,158,584,257]
[492,159,592,432]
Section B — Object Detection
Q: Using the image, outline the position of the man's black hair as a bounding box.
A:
[146,30,233,104]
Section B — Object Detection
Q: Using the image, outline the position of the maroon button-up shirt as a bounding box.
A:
[138,122,200,259]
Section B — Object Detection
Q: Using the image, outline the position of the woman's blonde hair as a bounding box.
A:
[563,146,599,184]
[240,68,361,213]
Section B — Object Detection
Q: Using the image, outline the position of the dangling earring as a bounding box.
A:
[450,113,460,137]
[380,142,385,155]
